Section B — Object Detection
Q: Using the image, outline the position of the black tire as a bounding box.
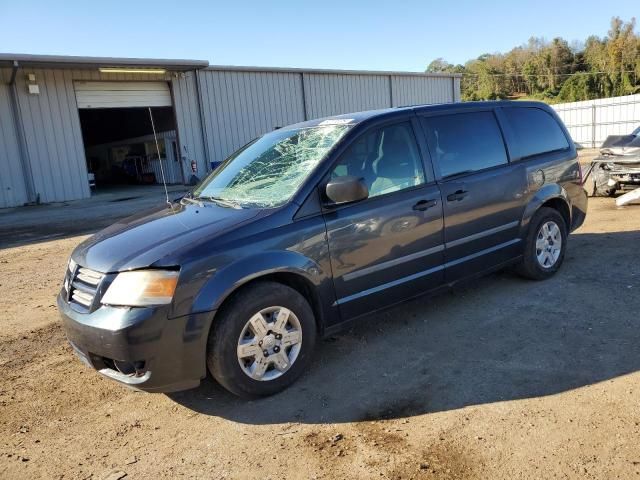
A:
[515,207,568,281]
[207,281,316,398]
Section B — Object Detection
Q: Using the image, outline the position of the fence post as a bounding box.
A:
[591,104,596,149]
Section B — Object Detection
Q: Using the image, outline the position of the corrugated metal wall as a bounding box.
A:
[391,75,455,107]
[0,64,458,208]
[303,73,390,119]
[453,78,462,102]
[171,71,207,180]
[0,75,28,208]
[197,69,459,167]
[12,68,91,204]
[198,70,306,167]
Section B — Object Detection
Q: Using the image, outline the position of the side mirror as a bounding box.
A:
[325,176,368,205]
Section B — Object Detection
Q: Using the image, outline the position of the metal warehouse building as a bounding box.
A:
[0,54,461,209]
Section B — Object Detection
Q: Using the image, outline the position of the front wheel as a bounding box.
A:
[207,281,316,398]
[515,207,567,280]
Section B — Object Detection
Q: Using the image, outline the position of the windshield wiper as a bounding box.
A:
[181,196,204,207]
[201,196,244,209]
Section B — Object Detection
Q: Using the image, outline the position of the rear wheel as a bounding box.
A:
[207,281,316,398]
[516,207,567,280]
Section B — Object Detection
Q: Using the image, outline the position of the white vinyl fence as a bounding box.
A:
[552,94,640,148]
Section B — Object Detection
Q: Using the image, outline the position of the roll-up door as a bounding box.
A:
[74,81,172,109]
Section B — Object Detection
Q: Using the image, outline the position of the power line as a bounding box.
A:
[440,56,640,71]
[462,70,638,78]
[438,57,640,75]
[492,60,639,73]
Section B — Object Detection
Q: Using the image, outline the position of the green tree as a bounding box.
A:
[425,16,639,103]
[606,17,639,95]
[426,58,454,73]
[557,74,599,102]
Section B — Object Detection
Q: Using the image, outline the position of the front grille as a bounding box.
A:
[67,265,104,311]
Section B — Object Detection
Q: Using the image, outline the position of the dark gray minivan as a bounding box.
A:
[58,101,587,397]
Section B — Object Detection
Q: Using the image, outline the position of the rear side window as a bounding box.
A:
[503,107,569,160]
[421,111,508,178]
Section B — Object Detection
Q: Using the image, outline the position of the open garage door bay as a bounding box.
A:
[74,80,184,188]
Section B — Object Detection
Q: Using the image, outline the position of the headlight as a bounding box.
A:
[101,270,179,307]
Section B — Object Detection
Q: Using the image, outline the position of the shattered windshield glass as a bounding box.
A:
[193,124,351,208]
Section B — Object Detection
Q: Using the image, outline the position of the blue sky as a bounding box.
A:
[1,0,637,71]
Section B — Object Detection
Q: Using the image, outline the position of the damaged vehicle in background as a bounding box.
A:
[588,125,640,197]
[600,125,640,157]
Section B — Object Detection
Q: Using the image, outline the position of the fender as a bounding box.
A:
[519,183,572,238]
[191,250,329,316]
[163,252,330,385]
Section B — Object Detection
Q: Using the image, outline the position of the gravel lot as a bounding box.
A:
[1,196,639,479]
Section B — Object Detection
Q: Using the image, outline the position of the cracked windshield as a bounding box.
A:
[193,124,351,208]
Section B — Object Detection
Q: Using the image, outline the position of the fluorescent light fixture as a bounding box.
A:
[99,67,167,74]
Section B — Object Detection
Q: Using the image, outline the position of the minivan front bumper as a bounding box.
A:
[57,292,213,393]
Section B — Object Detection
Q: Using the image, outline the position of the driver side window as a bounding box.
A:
[330,122,426,198]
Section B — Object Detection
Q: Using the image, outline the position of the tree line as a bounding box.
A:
[427,17,640,103]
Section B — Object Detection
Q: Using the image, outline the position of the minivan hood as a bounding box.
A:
[72,202,260,273]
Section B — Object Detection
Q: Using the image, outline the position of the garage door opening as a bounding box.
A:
[75,81,185,191]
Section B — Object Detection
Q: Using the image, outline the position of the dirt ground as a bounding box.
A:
[1,197,639,479]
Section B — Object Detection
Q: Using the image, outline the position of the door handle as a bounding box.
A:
[446,190,468,202]
[412,199,438,211]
